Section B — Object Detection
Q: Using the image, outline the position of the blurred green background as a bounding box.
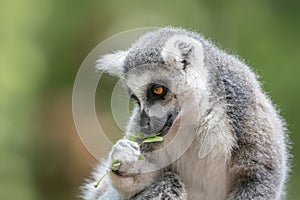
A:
[0,0,299,199]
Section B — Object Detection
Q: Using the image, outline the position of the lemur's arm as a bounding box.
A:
[107,139,160,198]
[132,171,187,200]
[83,139,187,200]
[227,139,285,200]
[81,139,157,200]
[81,164,123,200]
[109,139,187,200]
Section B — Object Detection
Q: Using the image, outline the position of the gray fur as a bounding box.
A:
[83,27,289,200]
[132,171,187,200]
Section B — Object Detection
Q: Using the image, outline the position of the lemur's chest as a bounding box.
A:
[172,142,233,200]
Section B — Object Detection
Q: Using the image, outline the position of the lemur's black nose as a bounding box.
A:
[140,109,165,135]
[140,109,151,133]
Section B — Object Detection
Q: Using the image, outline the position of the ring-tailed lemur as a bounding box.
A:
[81,27,289,200]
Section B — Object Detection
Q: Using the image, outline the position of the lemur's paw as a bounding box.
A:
[108,139,158,198]
[109,139,141,175]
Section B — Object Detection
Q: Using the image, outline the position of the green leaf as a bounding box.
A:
[111,160,121,171]
[111,159,121,165]
[112,162,121,167]
[142,135,164,144]
[139,133,145,138]
[138,154,145,160]
[125,134,137,142]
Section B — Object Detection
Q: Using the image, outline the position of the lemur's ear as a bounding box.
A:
[96,50,128,77]
[162,35,204,70]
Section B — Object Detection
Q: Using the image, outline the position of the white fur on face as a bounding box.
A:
[126,71,153,111]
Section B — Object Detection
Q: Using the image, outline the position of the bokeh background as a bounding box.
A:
[1,0,299,199]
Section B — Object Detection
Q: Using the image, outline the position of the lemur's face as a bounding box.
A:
[125,65,182,136]
[97,34,208,137]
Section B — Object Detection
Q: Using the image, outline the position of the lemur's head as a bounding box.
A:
[97,28,209,137]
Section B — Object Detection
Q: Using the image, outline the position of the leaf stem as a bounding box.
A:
[93,169,112,188]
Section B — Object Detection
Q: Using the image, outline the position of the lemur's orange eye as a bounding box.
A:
[153,86,164,95]
[149,84,167,99]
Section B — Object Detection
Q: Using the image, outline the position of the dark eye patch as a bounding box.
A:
[147,84,168,101]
